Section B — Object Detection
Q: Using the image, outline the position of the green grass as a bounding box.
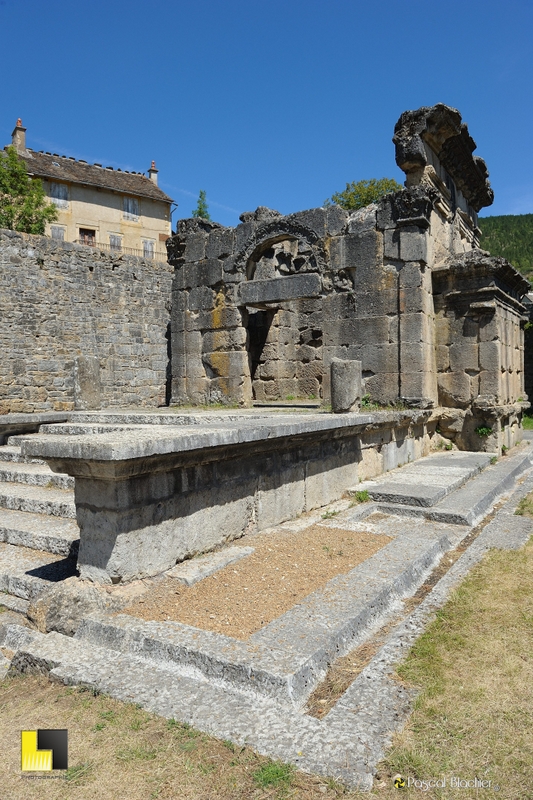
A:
[371,531,533,798]
[523,415,533,431]
[253,761,295,789]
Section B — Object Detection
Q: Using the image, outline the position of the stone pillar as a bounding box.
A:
[330,359,362,413]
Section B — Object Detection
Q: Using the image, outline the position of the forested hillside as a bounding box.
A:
[479,214,533,281]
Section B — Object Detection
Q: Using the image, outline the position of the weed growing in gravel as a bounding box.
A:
[321,509,339,519]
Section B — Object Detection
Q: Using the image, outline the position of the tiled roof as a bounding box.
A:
[9,149,173,204]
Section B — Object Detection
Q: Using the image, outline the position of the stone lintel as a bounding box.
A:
[237,273,321,306]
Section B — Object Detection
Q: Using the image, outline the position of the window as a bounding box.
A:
[50,182,68,209]
[109,234,122,252]
[123,196,139,221]
[51,226,65,242]
[79,228,96,246]
[143,239,154,259]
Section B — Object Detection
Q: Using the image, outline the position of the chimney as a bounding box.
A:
[11,118,27,154]
[148,160,159,185]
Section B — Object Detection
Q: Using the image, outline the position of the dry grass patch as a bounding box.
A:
[0,674,358,799]
[370,532,533,798]
[124,525,390,639]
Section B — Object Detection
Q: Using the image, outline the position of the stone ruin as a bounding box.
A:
[167,103,530,452]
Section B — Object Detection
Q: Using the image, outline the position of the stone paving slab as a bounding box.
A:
[166,546,255,586]
[0,482,76,518]
[0,508,79,556]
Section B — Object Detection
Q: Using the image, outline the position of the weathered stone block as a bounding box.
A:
[73,356,101,410]
[189,286,216,312]
[330,359,362,412]
[479,314,500,342]
[184,233,206,262]
[399,286,427,315]
[354,290,398,318]
[235,221,255,253]
[401,371,436,406]
[479,340,501,371]
[400,342,430,373]
[172,331,202,359]
[438,371,472,408]
[203,350,249,380]
[398,262,424,289]
[399,229,428,263]
[436,345,450,372]
[287,208,327,238]
[202,327,247,352]
[400,312,431,344]
[187,305,243,331]
[344,229,382,276]
[362,343,398,374]
[347,204,378,234]
[184,259,223,289]
[364,371,399,404]
[326,205,349,235]
[450,342,479,372]
[328,237,344,271]
[322,292,355,322]
[238,274,321,306]
[383,228,400,260]
[206,228,235,259]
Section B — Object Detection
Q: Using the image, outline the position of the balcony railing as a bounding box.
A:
[73,239,168,262]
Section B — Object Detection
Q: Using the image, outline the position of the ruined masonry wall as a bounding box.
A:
[0,229,173,413]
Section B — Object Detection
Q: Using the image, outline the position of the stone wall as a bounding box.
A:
[0,229,173,413]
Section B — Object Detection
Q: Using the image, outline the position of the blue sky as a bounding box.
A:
[1,0,532,228]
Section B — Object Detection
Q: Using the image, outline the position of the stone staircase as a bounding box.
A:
[2,422,533,789]
[0,433,79,614]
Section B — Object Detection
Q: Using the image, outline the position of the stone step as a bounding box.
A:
[0,541,76,601]
[73,521,460,708]
[0,462,74,490]
[364,451,492,508]
[0,483,76,518]
[0,508,79,556]
[371,446,533,525]
[0,446,45,465]
[0,594,30,614]
[6,427,127,446]
[0,621,374,789]
[38,423,135,436]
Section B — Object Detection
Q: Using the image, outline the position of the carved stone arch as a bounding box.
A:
[235,220,325,281]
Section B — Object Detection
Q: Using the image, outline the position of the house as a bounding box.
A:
[7,119,173,260]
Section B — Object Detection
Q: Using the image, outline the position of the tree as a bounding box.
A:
[192,189,211,220]
[0,146,58,234]
[325,177,403,211]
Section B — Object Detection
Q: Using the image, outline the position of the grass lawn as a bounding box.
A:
[370,533,533,796]
[2,500,533,798]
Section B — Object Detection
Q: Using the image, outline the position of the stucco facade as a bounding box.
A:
[7,120,172,261]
